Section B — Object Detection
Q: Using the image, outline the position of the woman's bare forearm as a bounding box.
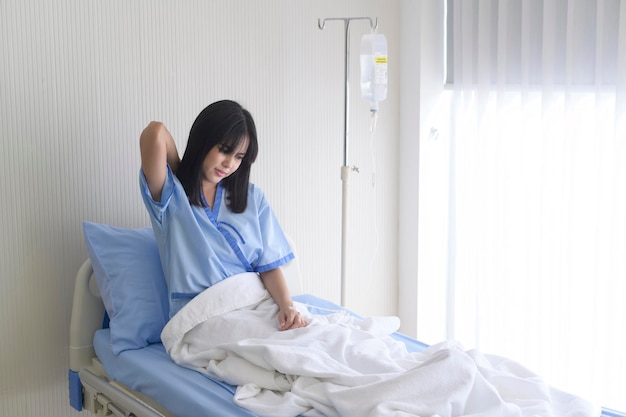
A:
[140,121,180,201]
[260,268,307,330]
[259,268,293,310]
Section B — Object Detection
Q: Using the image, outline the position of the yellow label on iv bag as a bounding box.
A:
[375,56,388,64]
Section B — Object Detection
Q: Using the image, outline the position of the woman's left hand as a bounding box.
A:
[278,305,308,331]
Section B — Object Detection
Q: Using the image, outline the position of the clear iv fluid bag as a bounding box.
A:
[360,33,388,112]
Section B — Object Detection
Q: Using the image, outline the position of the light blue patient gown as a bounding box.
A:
[140,166,294,318]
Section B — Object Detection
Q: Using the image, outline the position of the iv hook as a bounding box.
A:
[317,17,378,31]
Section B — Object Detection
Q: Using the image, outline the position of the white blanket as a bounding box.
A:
[161,273,600,417]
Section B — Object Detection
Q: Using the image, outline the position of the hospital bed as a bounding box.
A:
[68,223,625,417]
[68,223,385,417]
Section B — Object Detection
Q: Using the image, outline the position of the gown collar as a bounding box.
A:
[200,182,223,220]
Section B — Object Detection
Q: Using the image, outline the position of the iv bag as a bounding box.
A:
[360,33,388,112]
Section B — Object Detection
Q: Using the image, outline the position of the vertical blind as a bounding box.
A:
[424,0,626,410]
[447,0,623,86]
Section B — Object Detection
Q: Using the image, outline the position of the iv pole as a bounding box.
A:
[318,17,378,307]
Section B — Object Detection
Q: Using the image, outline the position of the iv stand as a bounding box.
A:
[318,17,378,306]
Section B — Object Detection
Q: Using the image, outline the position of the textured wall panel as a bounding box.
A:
[0,0,401,414]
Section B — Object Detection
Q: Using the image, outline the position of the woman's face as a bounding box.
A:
[201,138,249,186]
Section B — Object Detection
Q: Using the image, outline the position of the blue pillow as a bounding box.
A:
[83,222,168,354]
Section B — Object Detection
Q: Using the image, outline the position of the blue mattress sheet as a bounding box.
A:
[93,294,622,417]
[95,328,253,416]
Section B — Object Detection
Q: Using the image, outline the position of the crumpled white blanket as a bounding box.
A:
[161,273,600,417]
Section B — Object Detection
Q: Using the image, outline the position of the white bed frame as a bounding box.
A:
[68,240,303,416]
[68,258,174,417]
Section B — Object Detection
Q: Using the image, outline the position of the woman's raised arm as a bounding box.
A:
[140,121,181,202]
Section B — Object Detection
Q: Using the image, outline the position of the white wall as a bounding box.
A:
[398,0,446,337]
[0,0,410,415]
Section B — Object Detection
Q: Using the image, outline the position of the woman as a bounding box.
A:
[139,100,306,331]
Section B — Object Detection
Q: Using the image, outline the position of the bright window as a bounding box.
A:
[418,0,626,410]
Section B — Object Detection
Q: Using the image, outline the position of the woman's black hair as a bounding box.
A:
[176,100,258,213]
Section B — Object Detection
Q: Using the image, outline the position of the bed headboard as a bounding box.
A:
[69,235,303,371]
[69,259,103,372]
